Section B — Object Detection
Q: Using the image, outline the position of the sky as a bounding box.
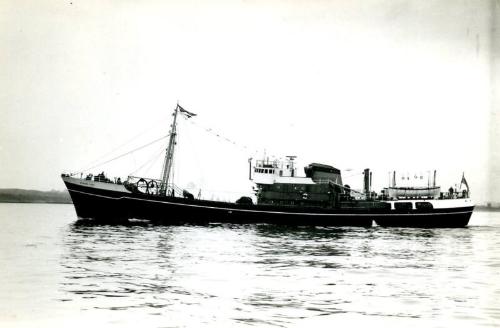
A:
[0,0,498,204]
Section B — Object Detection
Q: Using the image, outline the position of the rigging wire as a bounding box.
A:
[143,147,166,177]
[185,116,369,192]
[128,143,166,177]
[73,119,166,174]
[174,117,254,199]
[184,117,263,157]
[180,117,205,188]
[71,133,170,175]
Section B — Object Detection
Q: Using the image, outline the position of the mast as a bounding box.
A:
[160,105,180,195]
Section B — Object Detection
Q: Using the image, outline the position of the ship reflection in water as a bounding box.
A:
[55,216,499,327]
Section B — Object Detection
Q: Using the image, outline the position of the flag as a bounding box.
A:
[178,104,197,118]
[460,173,469,192]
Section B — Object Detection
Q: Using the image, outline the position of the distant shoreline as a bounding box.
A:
[475,206,500,212]
[0,189,72,204]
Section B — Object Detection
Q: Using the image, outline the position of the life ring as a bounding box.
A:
[136,178,149,193]
[147,180,159,194]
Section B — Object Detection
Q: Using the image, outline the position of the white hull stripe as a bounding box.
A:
[67,188,474,218]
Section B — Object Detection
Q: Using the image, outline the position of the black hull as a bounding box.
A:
[63,179,474,228]
[64,180,374,227]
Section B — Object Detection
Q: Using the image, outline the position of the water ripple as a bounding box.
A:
[1,204,499,327]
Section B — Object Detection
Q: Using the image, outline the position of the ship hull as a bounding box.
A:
[63,177,474,228]
[63,177,374,227]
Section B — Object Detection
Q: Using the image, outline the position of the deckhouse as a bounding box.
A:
[250,156,345,207]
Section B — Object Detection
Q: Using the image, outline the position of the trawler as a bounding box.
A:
[61,104,474,227]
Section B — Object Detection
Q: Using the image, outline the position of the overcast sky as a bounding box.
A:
[1,0,498,204]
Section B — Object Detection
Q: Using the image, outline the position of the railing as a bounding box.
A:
[66,173,187,197]
[440,191,470,199]
[255,159,281,168]
[126,176,185,197]
[70,172,122,184]
[127,176,163,185]
[169,184,185,197]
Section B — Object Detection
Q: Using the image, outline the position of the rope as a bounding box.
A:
[71,133,170,175]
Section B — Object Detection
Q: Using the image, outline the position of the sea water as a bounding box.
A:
[0,203,499,327]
